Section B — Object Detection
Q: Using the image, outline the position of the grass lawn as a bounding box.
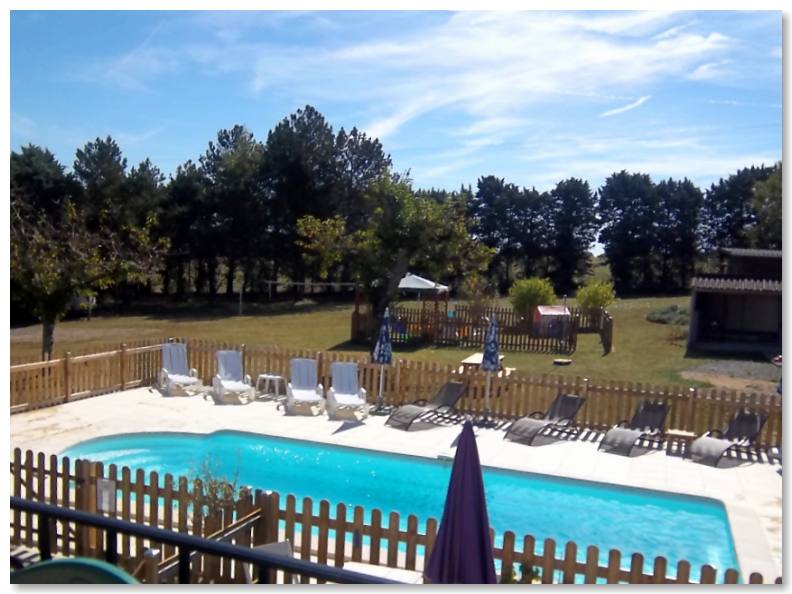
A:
[10,294,721,388]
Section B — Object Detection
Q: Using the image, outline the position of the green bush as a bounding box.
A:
[575,281,615,311]
[646,304,690,326]
[461,273,495,320]
[508,278,556,319]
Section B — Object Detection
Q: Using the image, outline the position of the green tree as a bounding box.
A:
[655,178,702,289]
[160,161,206,297]
[546,178,598,294]
[469,176,549,292]
[73,135,128,229]
[597,171,659,293]
[332,126,392,229]
[200,125,265,297]
[700,165,774,252]
[508,277,556,320]
[261,106,339,285]
[11,145,166,359]
[748,163,782,249]
[297,172,493,316]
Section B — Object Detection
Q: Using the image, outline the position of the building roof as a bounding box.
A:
[691,275,782,295]
[720,247,783,258]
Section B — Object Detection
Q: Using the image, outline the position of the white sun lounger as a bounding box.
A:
[159,343,201,396]
[326,362,369,421]
[285,358,325,416]
[209,350,254,405]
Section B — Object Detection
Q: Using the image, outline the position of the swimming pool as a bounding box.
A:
[61,430,738,581]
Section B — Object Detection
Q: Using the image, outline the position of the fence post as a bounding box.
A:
[582,377,590,400]
[143,548,161,584]
[394,360,402,406]
[687,387,697,434]
[63,352,72,403]
[119,343,127,391]
[316,351,325,388]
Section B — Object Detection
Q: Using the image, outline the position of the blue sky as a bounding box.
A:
[10,10,782,192]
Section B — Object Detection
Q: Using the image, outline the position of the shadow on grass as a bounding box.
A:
[82,298,356,323]
[683,348,776,364]
[327,339,429,354]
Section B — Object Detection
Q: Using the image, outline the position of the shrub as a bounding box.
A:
[508,278,556,319]
[189,455,246,517]
[461,273,495,320]
[575,281,615,311]
[646,304,690,326]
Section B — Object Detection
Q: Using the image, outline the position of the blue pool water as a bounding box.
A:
[61,431,738,581]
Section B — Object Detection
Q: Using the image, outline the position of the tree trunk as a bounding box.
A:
[195,260,207,295]
[176,259,186,298]
[226,259,235,298]
[373,248,410,319]
[207,258,218,300]
[41,312,56,361]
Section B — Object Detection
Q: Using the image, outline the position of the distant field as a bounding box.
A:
[10,294,739,389]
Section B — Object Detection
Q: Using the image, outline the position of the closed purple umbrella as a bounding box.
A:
[424,420,497,584]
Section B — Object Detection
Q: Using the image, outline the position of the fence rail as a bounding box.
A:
[9,448,781,584]
[9,496,397,584]
[10,339,782,450]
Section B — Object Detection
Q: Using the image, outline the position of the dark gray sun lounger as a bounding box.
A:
[385,381,468,431]
[503,393,585,445]
[598,400,670,457]
[689,409,768,467]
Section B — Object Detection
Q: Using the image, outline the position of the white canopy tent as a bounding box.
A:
[398,273,449,293]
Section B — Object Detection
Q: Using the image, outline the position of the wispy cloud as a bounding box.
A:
[704,99,782,108]
[599,95,652,118]
[45,11,778,190]
[79,21,178,92]
[116,125,167,146]
[652,22,697,40]
[84,11,736,142]
[687,59,733,82]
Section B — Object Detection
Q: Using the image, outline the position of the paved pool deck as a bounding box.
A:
[9,387,783,581]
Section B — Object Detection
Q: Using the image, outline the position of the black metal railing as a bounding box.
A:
[10,497,401,584]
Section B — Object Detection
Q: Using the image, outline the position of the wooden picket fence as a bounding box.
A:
[8,448,781,584]
[10,339,166,414]
[9,339,782,451]
[351,303,581,354]
[351,303,614,355]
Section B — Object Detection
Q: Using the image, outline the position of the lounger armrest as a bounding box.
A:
[208,375,223,401]
[615,419,630,427]
[704,429,723,438]
[189,368,198,378]
[244,374,252,385]
[359,387,367,401]
[316,384,324,398]
[528,411,546,419]
[413,399,429,406]
[325,388,338,418]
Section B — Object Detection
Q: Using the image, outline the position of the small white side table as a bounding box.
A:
[256,374,286,399]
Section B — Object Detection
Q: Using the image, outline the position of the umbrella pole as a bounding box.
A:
[484,372,491,420]
[377,364,385,410]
